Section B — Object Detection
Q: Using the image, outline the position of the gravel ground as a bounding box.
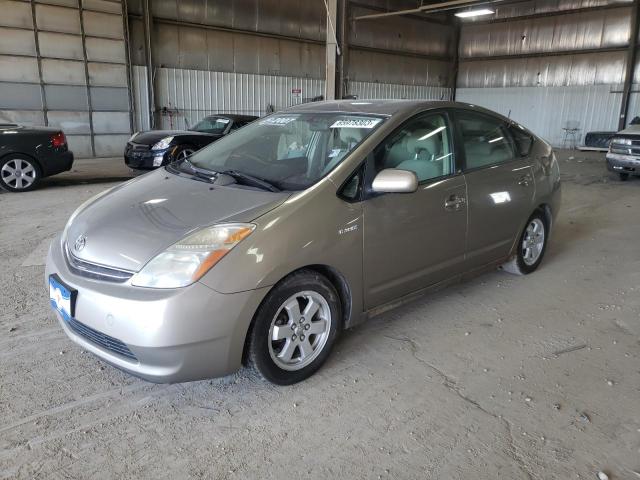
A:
[1,151,639,479]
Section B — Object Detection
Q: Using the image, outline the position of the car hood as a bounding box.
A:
[66,169,290,272]
[617,124,640,137]
[132,130,218,145]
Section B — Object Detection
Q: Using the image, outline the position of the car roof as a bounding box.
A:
[282,99,503,118]
[206,114,258,121]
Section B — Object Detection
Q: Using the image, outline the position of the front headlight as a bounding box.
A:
[151,136,174,150]
[131,223,255,288]
[611,137,632,146]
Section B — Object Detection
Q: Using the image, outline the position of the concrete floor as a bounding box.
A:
[1,151,639,479]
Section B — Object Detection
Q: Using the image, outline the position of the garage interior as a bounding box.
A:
[1,0,639,478]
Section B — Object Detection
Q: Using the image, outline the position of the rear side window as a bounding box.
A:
[509,124,534,157]
[456,111,515,170]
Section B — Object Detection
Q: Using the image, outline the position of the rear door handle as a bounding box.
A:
[444,194,466,211]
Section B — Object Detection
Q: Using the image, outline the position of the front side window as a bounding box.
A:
[456,111,515,170]
[182,113,385,191]
[374,112,453,182]
[191,116,232,134]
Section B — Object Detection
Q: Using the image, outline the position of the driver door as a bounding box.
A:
[362,111,468,309]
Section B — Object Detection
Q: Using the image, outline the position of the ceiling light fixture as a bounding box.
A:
[455,8,494,18]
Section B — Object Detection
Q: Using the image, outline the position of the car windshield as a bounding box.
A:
[181,113,385,191]
[191,116,232,134]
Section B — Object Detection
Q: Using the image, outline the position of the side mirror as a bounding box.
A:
[371,169,418,194]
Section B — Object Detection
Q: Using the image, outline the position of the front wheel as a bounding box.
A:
[619,172,629,181]
[247,270,341,385]
[172,145,196,163]
[501,212,548,275]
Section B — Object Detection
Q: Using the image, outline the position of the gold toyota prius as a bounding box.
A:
[46,100,561,385]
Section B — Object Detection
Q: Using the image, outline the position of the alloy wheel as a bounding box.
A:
[177,148,194,160]
[522,218,545,266]
[268,291,332,371]
[1,158,37,190]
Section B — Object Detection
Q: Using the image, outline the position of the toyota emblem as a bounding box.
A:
[74,235,87,252]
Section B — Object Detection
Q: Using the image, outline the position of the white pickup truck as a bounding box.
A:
[607,124,640,181]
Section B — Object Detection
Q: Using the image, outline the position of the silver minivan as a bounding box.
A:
[46,100,561,385]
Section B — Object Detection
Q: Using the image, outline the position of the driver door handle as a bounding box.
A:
[444,194,466,211]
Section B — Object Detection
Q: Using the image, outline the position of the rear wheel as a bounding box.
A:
[619,172,630,181]
[0,155,41,192]
[501,212,548,275]
[247,270,341,385]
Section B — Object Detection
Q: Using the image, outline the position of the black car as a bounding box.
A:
[124,114,258,170]
[0,124,74,192]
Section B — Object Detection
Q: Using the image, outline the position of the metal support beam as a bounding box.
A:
[451,19,461,101]
[619,0,640,130]
[132,16,325,47]
[348,1,450,26]
[470,2,633,25]
[325,0,338,100]
[349,44,453,63]
[29,2,47,127]
[122,0,135,135]
[353,0,504,20]
[78,0,96,157]
[336,0,348,99]
[142,0,155,129]
[460,46,628,62]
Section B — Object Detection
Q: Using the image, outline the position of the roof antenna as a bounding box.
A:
[507,109,512,119]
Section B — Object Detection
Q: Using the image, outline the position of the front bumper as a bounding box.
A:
[45,235,269,383]
[124,143,170,169]
[606,152,640,174]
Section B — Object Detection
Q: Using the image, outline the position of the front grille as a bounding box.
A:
[611,139,640,156]
[65,244,134,283]
[66,316,138,362]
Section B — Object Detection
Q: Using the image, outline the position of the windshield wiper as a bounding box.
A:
[220,170,280,192]
[179,159,217,182]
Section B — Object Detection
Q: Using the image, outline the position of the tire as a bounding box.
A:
[247,270,342,385]
[171,145,196,164]
[619,173,629,181]
[501,211,548,276]
[0,154,41,192]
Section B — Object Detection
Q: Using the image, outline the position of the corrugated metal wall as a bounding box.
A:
[127,0,457,130]
[0,0,131,158]
[348,81,452,101]
[132,66,325,131]
[457,3,636,146]
[457,84,624,145]
[347,3,454,88]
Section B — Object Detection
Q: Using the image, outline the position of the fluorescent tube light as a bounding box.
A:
[418,126,446,141]
[455,8,494,18]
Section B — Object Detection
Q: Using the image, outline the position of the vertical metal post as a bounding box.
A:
[30,2,48,126]
[78,0,96,157]
[336,0,348,99]
[450,18,461,101]
[619,0,639,130]
[121,0,135,135]
[142,0,156,129]
[325,0,338,100]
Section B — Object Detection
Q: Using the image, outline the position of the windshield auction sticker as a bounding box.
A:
[330,118,382,129]
[259,117,297,126]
